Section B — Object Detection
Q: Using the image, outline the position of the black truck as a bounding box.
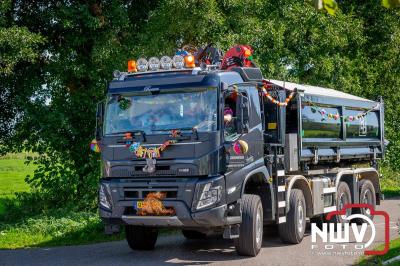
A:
[96,46,385,256]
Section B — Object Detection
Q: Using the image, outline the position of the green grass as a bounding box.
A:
[0,155,35,217]
[357,238,400,265]
[0,210,124,249]
[380,166,400,198]
[0,153,123,249]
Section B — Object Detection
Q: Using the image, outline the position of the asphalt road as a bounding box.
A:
[1,198,399,266]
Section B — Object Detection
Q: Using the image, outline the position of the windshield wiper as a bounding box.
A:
[152,127,199,140]
[108,130,146,141]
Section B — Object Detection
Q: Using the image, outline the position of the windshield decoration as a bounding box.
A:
[134,140,177,159]
[118,96,131,110]
[123,131,180,173]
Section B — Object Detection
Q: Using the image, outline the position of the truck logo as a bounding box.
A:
[311,204,389,255]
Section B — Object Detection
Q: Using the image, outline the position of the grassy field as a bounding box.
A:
[0,155,35,216]
[0,154,124,249]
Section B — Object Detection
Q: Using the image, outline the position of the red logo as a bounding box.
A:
[326,204,390,255]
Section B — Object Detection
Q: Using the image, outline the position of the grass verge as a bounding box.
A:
[380,166,400,198]
[0,209,124,249]
[357,238,400,266]
[0,154,124,249]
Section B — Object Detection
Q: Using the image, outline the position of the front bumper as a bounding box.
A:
[99,175,234,228]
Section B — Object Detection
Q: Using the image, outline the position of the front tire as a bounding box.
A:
[125,225,158,250]
[279,189,306,244]
[234,194,263,256]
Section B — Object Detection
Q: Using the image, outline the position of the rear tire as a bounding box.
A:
[234,194,263,257]
[353,179,376,224]
[279,189,306,244]
[182,230,207,239]
[331,181,352,223]
[125,225,158,250]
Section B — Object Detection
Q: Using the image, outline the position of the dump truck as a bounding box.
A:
[95,45,385,256]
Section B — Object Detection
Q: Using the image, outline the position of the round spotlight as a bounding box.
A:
[113,70,121,78]
[172,55,184,69]
[137,58,148,72]
[160,56,172,70]
[148,57,160,71]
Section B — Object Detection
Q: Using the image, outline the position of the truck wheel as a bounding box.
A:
[125,225,158,250]
[182,230,207,239]
[353,179,376,224]
[331,181,352,223]
[234,194,263,257]
[279,189,306,244]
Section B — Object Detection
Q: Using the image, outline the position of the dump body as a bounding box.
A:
[265,80,384,172]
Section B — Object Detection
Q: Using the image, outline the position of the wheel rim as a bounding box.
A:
[255,206,262,247]
[339,192,351,220]
[297,201,304,233]
[362,189,372,216]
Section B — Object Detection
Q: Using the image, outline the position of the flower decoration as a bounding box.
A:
[233,140,249,155]
[90,139,101,153]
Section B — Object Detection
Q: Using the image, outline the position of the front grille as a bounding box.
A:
[112,167,193,177]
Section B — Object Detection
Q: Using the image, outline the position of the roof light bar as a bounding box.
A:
[148,57,160,71]
[160,56,172,70]
[172,55,184,69]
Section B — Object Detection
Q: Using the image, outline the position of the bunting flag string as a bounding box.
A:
[304,99,380,122]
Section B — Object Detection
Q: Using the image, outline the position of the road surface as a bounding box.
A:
[1,198,399,266]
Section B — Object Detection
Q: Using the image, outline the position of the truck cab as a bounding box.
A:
[96,49,384,256]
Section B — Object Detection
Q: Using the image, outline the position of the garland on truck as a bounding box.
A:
[258,82,296,106]
[123,131,179,159]
[304,99,380,122]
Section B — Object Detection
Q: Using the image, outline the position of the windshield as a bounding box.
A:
[104,88,218,135]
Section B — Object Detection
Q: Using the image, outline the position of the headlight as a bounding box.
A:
[172,55,184,69]
[148,57,160,71]
[99,183,112,210]
[137,58,148,72]
[160,56,172,70]
[195,182,222,210]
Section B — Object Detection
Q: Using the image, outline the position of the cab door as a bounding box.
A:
[223,84,264,203]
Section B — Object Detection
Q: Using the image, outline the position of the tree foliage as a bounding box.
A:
[0,0,399,208]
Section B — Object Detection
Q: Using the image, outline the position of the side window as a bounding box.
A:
[247,86,261,128]
[223,90,239,141]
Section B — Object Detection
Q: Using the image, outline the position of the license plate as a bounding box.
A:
[136,201,143,209]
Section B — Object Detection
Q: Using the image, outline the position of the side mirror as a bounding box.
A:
[237,93,250,134]
[96,101,104,140]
